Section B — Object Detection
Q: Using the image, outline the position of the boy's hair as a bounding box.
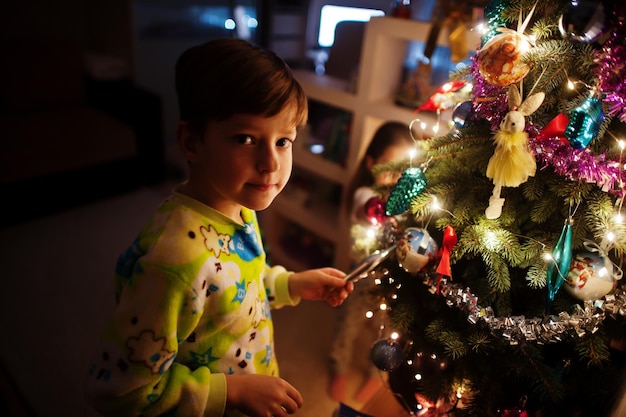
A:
[175,38,308,133]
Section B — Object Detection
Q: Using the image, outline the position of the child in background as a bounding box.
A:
[329,121,414,404]
[85,38,353,417]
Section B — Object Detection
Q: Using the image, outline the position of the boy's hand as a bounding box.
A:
[289,268,354,307]
[226,374,303,416]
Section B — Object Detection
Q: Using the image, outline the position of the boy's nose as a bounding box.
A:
[257,147,279,173]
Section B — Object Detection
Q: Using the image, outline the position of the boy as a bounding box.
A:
[85,38,353,417]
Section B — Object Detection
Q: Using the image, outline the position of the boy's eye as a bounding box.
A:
[277,138,294,148]
[235,134,254,145]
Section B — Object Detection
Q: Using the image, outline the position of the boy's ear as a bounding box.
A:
[177,121,200,161]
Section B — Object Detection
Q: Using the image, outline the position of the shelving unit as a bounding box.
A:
[260,17,482,272]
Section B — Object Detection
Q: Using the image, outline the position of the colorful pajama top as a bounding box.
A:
[85,189,298,417]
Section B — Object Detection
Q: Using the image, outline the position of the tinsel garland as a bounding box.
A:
[469,55,508,131]
[532,137,626,197]
[595,3,626,123]
[416,272,626,345]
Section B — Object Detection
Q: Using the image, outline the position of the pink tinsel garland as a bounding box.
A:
[531,137,625,197]
[595,4,626,123]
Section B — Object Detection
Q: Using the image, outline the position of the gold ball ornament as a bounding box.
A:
[477,29,531,87]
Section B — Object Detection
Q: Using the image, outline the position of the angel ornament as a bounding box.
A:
[485,85,545,219]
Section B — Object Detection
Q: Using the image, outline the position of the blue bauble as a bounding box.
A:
[370,339,403,371]
[395,227,438,274]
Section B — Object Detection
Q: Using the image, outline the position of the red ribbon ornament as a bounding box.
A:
[536,113,569,143]
[415,80,468,112]
[436,225,458,292]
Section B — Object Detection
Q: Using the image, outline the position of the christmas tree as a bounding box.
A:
[353,1,626,416]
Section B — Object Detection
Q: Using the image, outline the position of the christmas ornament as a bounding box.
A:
[477,3,536,87]
[565,249,620,301]
[386,166,428,216]
[565,96,605,149]
[435,225,457,292]
[370,339,403,371]
[546,217,574,310]
[344,244,396,283]
[595,3,626,123]
[536,113,569,142]
[485,85,545,219]
[396,227,438,274]
[415,80,470,113]
[364,196,386,225]
[451,100,475,130]
[477,28,531,87]
[558,0,608,44]
[481,0,509,45]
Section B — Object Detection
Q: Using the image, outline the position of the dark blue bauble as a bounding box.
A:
[370,339,403,371]
[451,100,475,130]
[559,0,608,43]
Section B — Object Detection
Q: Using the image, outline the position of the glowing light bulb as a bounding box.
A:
[619,139,626,150]
[544,253,553,262]
[615,212,624,224]
[414,373,422,381]
[431,196,441,211]
[483,231,498,250]
[606,231,616,242]
[379,303,388,311]
[568,79,575,90]
[365,310,374,319]
[391,332,399,340]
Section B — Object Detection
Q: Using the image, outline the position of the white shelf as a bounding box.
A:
[271,193,340,245]
[293,140,348,185]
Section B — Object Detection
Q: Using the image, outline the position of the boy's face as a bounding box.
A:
[182,104,298,222]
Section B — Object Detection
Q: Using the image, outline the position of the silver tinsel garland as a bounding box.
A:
[422,274,626,345]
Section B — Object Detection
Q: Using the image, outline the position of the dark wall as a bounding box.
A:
[1,0,135,77]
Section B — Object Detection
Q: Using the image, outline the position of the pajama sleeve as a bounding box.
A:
[85,264,227,417]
